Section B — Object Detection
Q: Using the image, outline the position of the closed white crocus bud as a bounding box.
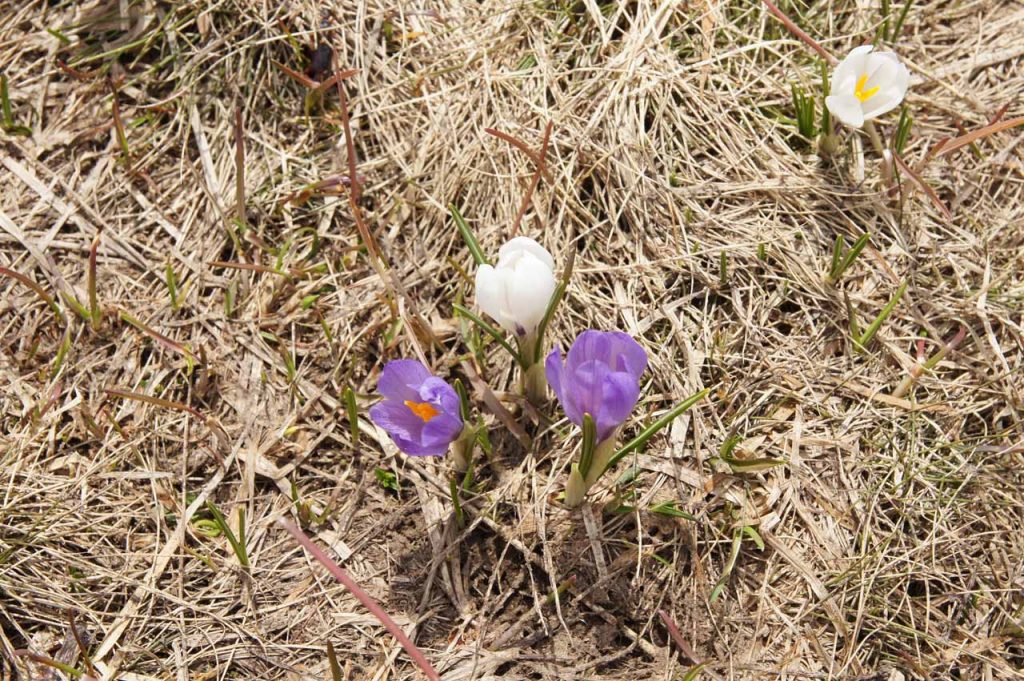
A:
[475,237,556,337]
[825,45,910,129]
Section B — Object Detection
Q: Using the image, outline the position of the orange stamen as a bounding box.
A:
[404,400,440,423]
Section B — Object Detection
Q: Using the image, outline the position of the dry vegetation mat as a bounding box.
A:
[2,0,1024,679]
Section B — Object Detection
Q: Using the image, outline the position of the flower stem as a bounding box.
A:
[863,120,887,157]
[520,362,547,405]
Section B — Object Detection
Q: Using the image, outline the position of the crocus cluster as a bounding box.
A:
[369,236,652,508]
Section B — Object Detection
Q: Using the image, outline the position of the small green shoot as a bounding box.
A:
[650,501,697,521]
[719,250,728,286]
[474,417,492,456]
[819,60,831,134]
[790,83,816,139]
[532,247,575,364]
[454,378,471,422]
[375,467,399,492]
[891,1,913,42]
[682,663,707,681]
[450,204,489,266]
[893,106,913,155]
[877,0,891,44]
[206,501,249,568]
[719,453,786,473]
[710,527,743,602]
[827,232,870,283]
[0,266,65,325]
[716,434,785,472]
[343,387,359,444]
[844,291,862,340]
[856,280,908,350]
[51,327,73,379]
[224,278,237,317]
[165,261,180,310]
[276,339,297,382]
[88,233,101,331]
[111,90,131,165]
[449,478,465,529]
[1,75,31,136]
[12,652,86,678]
[742,525,765,550]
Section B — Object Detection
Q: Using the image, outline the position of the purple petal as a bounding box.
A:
[545,346,566,404]
[570,359,611,424]
[393,436,448,457]
[565,330,609,374]
[606,332,647,379]
[419,414,464,454]
[548,345,585,426]
[419,377,461,419]
[369,400,425,445]
[377,359,431,402]
[594,371,642,441]
[548,330,647,439]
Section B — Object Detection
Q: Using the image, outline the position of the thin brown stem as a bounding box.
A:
[761,0,837,65]
[511,120,554,237]
[278,518,441,681]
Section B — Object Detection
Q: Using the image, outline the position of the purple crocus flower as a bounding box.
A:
[369,360,464,456]
[545,330,648,443]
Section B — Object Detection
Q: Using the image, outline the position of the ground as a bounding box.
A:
[1,0,1023,679]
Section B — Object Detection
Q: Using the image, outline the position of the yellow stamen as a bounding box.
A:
[404,400,440,423]
[854,73,880,103]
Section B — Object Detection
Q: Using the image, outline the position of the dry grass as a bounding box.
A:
[2,0,1024,679]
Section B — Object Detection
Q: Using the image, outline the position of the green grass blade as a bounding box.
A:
[857,280,907,349]
[0,266,65,325]
[206,501,249,568]
[829,234,844,279]
[892,0,913,41]
[533,247,574,363]
[835,232,870,281]
[682,664,706,681]
[606,387,711,470]
[1,75,13,126]
[344,387,359,444]
[844,291,862,341]
[449,204,489,266]
[326,642,344,681]
[453,303,522,366]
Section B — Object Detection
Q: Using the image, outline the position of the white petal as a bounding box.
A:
[474,265,504,325]
[505,253,557,333]
[892,60,911,96]
[861,86,904,120]
[863,54,898,91]
[832,45,874,96]
[826,94,865,128]
[496,236,555,272]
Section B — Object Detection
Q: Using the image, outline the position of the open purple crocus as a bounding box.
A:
[369,360,464,456]
[545,330,648,443]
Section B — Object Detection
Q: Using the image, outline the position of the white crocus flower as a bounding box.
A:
[825,45,911,129]
[475,236,556,337]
